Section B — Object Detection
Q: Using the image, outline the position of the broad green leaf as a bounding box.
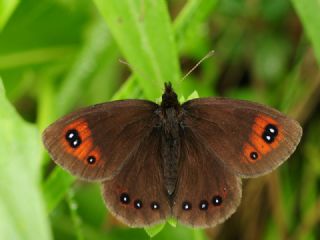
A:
[93,0,181,99]
[0,78,52,240]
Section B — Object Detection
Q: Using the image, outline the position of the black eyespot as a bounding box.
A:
[262,124,278,143]
[66,129,77,139]
[134,199,143,209]
[120,193,130,204]
[151,202,160,210]
[250,151,258,160]
[199,200,208,210]
[212,195,223,206]
[87,156,96,164]
[265,124,278,136]
[182,201,192,211]
[65,129,81,148]
[262,132,274,143]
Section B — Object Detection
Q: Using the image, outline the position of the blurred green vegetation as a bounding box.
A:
[0,0,319,239]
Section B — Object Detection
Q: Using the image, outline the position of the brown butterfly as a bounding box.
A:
[42,83,302,228]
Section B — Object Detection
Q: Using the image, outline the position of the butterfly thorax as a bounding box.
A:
[158,83,182,196]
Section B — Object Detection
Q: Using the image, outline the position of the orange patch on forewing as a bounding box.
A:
[62,119,94,164]
[247,114,283,158]
[250,132,272,154]
[242,114,285,163]
[242,142,261,163]
[64,119,91,140]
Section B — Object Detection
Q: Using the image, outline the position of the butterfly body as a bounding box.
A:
[43,83,302,228]
[157,84,183,196]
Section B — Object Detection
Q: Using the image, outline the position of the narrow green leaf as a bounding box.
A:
[0,0,19,30]
[174,0,218,48]
[292,0,320,64]
[0,78,52,240]
[112,75,144,100]
[56,18,112,116]
[43,167,75,212]
[94,0,181,99]
[0,46,76,70]
[66,190,84,240]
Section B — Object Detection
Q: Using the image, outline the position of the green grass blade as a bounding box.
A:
[93,0,181,99]
[292,0,320,64]
[112,75,144,100]
[56,19,112,116]
[0,0,19,30]
[174,0,218,48]
[43,167,75,212]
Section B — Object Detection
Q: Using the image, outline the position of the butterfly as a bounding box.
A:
[42,82,302,228]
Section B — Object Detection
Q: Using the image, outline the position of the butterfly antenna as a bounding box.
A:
[182,50,215,81]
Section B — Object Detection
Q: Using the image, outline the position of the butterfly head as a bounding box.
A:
[161,82,180,109]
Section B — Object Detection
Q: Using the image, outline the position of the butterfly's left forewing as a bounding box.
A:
[42,100,158,181]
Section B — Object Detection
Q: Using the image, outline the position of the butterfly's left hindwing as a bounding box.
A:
[102,128,171,227]
[42,100,158,181]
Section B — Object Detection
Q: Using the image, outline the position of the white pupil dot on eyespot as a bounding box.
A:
[269,128,275,133]
[68,133,74,138]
